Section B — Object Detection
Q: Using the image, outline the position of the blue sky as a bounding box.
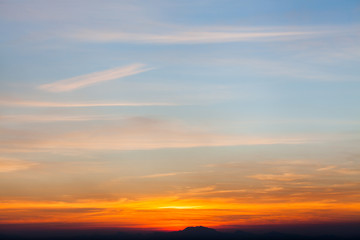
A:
[0,0,360,229]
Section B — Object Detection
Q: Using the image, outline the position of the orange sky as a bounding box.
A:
[1,197,360,231]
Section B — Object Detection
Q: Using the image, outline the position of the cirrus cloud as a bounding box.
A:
[0,158,37,173]
[38,63,153,92]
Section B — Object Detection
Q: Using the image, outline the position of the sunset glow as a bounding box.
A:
[2,197,360,231]
[0,0,359,235]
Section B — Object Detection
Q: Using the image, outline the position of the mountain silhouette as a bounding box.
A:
[182,226,218,233]
[171,226,223,240]
[0,226,359,240]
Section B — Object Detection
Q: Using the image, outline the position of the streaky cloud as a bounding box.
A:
[0,114,122,122]
[137,171,193,179]
[0,117,310,153]
[67,28,318,44]
[0,158,37,173]
[249,173,308,181]
[38,63,153,92]
[0,100,176,108]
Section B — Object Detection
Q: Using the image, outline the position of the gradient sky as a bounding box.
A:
[1,0,360,231]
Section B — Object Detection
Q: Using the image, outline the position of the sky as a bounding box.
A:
[0,0,360,231]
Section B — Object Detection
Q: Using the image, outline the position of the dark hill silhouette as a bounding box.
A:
[0,226,359,240]
[169,226,223,240]
[182,226,218,233]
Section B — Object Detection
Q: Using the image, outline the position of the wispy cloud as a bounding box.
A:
[0,100,175,108]
[209,57,359,81]
[66,28,318,44]
[38,63,153,92]
[0,158,37,172]
[0,114,121,122]
[317,165,360,175]
[137,171,192,179]
[249,173,308,181]
[263,186,284,192]
[0,117,309,153]
[317,165,337,171]
[183,186,247,196]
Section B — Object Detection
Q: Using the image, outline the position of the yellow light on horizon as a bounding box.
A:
[158,206,201,209]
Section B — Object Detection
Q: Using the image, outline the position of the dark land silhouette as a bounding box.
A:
[1,225,360,240]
